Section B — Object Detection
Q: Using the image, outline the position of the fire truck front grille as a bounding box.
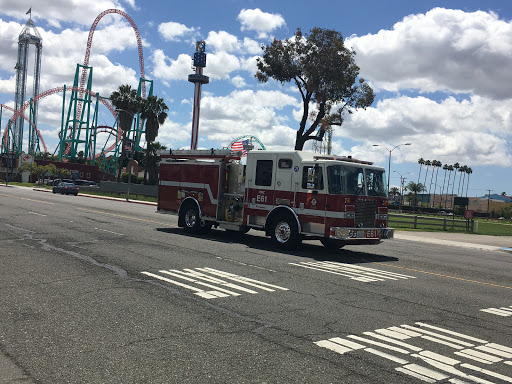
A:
[355,199,377,227]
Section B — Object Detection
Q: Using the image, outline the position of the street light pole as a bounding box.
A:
[373,143,411,192]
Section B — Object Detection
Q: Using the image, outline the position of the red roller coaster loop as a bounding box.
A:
[1,104,47,153]
[2,86,121,156]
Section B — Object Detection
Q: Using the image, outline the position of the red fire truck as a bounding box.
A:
[157,149,393,250]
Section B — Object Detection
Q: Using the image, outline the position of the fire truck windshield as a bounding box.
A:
[327,165,387,197]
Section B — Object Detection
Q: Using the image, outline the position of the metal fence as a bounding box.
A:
[389,214,474,232]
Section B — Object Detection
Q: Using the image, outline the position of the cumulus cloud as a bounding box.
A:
[195,89,298,148]
[152,50,191,81]
[237,8,285,38]
[341,95,512,166]
[0,0,125,27]
[346,7,512,100]
[158,21,196,42]
[206,30,240,52]
[231,76,246,88]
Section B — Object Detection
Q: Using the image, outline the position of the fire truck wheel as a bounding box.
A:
[320,239,345,250]
[182,204,211,234]
[270,214,302,250]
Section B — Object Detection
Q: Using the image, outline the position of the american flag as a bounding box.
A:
[230,139,248,157]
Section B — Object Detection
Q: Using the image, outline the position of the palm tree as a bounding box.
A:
[110,84,141,181]
[450,162,460,203]
[406,181,426,208]
[457,165,467,196]
[431,160,442,208]
[144,141,167,184]
[422,160,431,195]
[417,158,425,184]
[445,164,454,209]
[141,95,169,183]
[440,164,449,209]
[389,187,400,199]
[464,167,472,197]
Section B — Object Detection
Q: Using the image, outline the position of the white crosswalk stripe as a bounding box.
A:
[289,261,416,282]
[315,322,512,383]
[481,305,512,317]
[141,267,288,299]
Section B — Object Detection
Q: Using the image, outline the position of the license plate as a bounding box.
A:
[357,230,365,238]
[365,230,377,238]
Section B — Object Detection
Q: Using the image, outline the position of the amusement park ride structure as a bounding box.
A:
[12,10,42,157]
[0,9,267,176]
[0,9,151,175]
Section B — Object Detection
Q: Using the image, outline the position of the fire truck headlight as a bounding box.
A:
[346,212,355,219]
[379,214,388,220]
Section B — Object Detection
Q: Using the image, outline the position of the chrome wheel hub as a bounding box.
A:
[275,221,291,243]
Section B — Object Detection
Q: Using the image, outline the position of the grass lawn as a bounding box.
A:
[389,213,512,236]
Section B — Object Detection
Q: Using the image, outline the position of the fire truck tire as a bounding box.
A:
[320,239,345,250]
[181,204,211,234]
[270,214,302,250]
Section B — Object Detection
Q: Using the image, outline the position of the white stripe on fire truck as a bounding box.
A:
[247,203,347,219]
[160,180,218,204]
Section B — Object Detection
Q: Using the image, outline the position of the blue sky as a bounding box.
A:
[0,0,511,197]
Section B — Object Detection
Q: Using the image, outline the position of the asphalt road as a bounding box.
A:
[1,185,511,384]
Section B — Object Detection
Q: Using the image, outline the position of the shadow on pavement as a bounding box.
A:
[155,227,398,264]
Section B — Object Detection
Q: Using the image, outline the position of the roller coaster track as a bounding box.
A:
[75,9,146,127]
[1,104,47,153]
[2,86,120,156]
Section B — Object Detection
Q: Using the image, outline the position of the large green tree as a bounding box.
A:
[141,95,168,183]
[110,85,141,181]
[256,27,374,150]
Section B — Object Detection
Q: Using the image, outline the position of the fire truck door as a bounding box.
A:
[295,164,326,235]
[274,157,294,206]
[245,154,276,209]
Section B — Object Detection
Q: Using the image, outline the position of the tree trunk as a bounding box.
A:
[117,131,127,182]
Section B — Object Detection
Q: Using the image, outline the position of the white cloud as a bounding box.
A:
[237,8,285,38]
[158,21,196,42]
[204,52,240,80]
[340,95,512,166]
[0,0,126,27]
[243,37,262,55]
[191,89,298,148]
[206,30,240,52]
[152,50,191,81]
[346,7,512,100]
[231,76,246,88]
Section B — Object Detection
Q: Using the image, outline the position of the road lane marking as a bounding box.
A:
[375,263,512,290]
[290,261,416,282]
[0,193,56,205]
[481,306,512,317]
[315,322,512,383]
[141,267,288,299]
[94,228,124,236]
[28,211,46,216]
[75,207,178,228]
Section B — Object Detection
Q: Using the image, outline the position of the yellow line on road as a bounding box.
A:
[375,263,512,290]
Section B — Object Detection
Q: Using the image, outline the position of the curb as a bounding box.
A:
[395,232,508,253]
[32,187,157,206]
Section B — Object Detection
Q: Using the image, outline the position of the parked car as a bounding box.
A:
[53,182,79,196]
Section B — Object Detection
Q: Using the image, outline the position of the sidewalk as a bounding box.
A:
[395,231,512,253]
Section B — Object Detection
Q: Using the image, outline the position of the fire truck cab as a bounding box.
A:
[157,149,394,250]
